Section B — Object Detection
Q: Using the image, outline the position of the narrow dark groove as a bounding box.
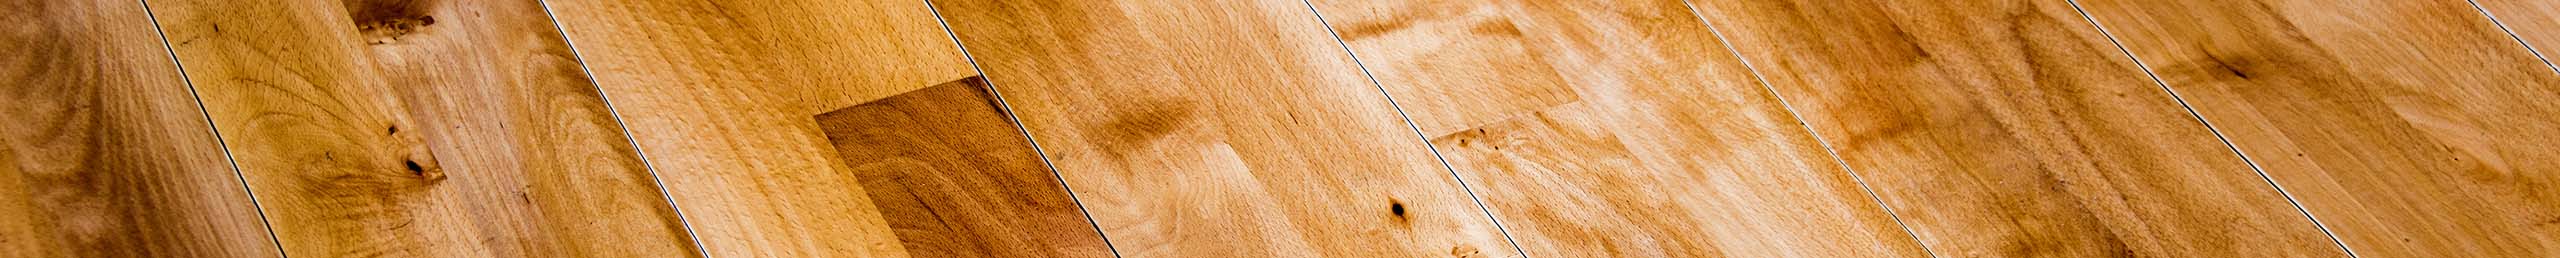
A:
[1671,1,1943,257]
[916,1,1125,257]
[2465,0,2560,75]
[1294,1,1532,257]
[131,0,292,256]
[2058,1,2360,257]
[528,1,714,256]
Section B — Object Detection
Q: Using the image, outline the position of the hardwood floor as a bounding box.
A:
[930,0,1515,256]
[1305,0,1927,256]
[11,0,2557,256]
[1688,0,2344,256]
[2479,0,2560,68]
[145,0,696,256]
[814,76,1112,258]
[2079,0,2560,256]
[537,0,978,256]
[0,0,276,256]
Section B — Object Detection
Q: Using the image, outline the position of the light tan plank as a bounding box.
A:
[2479,0,2560,66]
[931,0,1517,256]
[2078,0,2560,256]
[540,0,978,256]
[814,76,1113,258]
[1689,0,2345,256]
[147,0,697,256]
[1305,0,1929,256]
[0,0,278,256]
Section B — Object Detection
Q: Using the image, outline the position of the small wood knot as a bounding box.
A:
[1390,202,1407,217]
[403,160,444,181]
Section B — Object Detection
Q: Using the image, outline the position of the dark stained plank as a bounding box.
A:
[145,0,698,256]
[930,0,1518,256]
[0,0,279,256]
[2077,0,2560,256]
[1687,0,2346,256]
[1304,0,1929,256]
[814,76,1112,258]
[540,0,979,256]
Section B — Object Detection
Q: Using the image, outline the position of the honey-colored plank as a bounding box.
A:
[539,0,978,256]
[814,76,1112,258]
[930,0,1517,256]
[2077,0,2560,256]
[0,0,278,256]
[2478,0,2560,67]
[1688,0,2345,256]
[146,0,696,256]
[1304,0,1928,256]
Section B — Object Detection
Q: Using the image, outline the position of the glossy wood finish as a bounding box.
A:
[2078,0,2560,256]
[146,0,696,256]
[931,0,1516,256]
[815,76,1112,258]
[1688,0,2344,256]
[2477,0,2560,68]
[0,0,278,256]
[540,0,977,256]
[1306,0,1928,256]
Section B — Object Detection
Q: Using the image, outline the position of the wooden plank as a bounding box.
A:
[2479,0,2560,66]
[1303,0,1928,256]
[2076,0,2560,256]
[539,0,978,256]
[814,76,1112,258]
[930,0,1517,256]
[1686,0,2346,256]
[0,0,279,256]
[146,0,697,256]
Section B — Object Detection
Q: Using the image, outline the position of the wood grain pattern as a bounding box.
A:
[815,76,1112,258]
[931,0,1516,256]
[1306,0,1928,256]
[540,0,977,256]
[147,0,697,256]
[2077,0,2560,256]
[2478,0,2560,68]
[0,0,278,256]
[1688,0,2345,256]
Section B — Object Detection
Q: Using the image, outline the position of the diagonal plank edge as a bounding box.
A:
[146,0,701,256]
[813,76,1114,258]
[1690,0,2346,256]
[931,0,1518,256]
[1,0,280,256]
[2079,0,2560,256]
[542,0,978,256]
[1304,0,1933,256]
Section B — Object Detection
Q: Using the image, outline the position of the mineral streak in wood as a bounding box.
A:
[146,0,697,256]
[0,0,278,256]
[2078,0,2560,256]
[1305,0,1929,256]
[540,0,979,256]
[815,77,1113,258]
[1688,0,2345,256]
[930,0,1517,256]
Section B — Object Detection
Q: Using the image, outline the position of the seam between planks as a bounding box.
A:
[1671,1,1944,258]
[2464,0,2560,75]
[914,0,1127,257]
[133,0,293,256]
[1293,1,1533,257]
[529,1,716,256]
[2057,1,2361,257]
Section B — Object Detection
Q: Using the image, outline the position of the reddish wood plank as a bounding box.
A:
[815,77,1112,258]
